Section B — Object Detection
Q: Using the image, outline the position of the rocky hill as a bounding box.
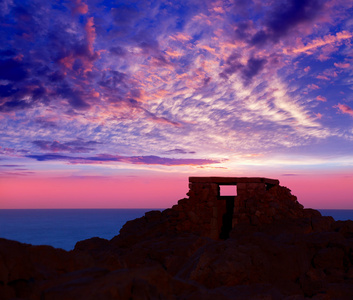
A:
[1,177,353,299]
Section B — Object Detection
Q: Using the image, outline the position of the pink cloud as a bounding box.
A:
[317,44,339,61]
[198,44,217,54]
[316,75,330,80]
[315,113,323,119]
[170,32,192,42]
[316,95,327,102]
[334,62,350,68]
[335,103,353,117]
[291,31,352,55]
[85,17,96,55]
[307,84,319,90]
[73,0,88,15]
[59,55,75,69]
[192,13,213,25]
[147,114,181,127]
[58,17,99,75]
[57,17,98,76]
[212,7,225,14]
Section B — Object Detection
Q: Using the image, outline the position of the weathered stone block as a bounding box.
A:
[211,217,218,228]
[210,229,219,239]
[237,183,247,190]
[189,177,280,185]
[246,183,265,190]
[187,211,199,224]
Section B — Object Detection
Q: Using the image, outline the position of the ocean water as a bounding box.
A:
[319,209,353,221]
[0,209,156,251]
[0,209,352,251]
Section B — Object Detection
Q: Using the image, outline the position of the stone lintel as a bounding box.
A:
[189,177,279,186]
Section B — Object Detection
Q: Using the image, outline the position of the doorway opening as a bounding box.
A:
[219,185,237,196]
[219,184,236,239]
[219,196,235,239]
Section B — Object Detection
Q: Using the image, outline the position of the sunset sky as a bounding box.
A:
[1,0,353,209]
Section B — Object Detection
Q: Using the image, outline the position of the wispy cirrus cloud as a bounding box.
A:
[0,0,353,173]
[288,31,353,55]
[0,164,34,177]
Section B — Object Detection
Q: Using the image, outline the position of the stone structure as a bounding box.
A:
[189,177,279,239]
[172,177,303,239]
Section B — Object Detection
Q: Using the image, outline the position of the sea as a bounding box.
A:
[0,209,352,251]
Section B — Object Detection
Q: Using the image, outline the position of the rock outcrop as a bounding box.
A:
[1,177,353,299]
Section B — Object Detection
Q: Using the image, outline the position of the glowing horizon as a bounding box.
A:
[1,0,353,209]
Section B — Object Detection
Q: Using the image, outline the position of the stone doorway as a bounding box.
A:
[218,184,237,239]
[188,177,280,240]
[219,196,234,239]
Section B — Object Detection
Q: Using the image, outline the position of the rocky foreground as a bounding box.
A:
[1,179,353,299]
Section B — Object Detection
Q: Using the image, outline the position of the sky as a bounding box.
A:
[1,0,353,209]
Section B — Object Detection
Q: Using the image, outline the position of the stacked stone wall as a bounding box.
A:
[159,177,308,239]
[170,177,308,239]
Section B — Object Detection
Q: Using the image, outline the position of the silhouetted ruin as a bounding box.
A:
[170,176,304,240]
[188,177,279,239]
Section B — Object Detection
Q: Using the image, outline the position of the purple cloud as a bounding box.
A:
[0,164,26,168]
[33,139,100,153]
[164,149,196,155]
[56,84,91,110]
[250,0,323,46]
[220,55,267,84]
[0,171,35,177]
[26,153,221,166]
[219,53,243,79]
[266,0,322,39]
[110,46,126,57]
[0,97,35,112]
[242,57,267,84]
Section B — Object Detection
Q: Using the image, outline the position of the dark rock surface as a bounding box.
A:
[1,178,353,299]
